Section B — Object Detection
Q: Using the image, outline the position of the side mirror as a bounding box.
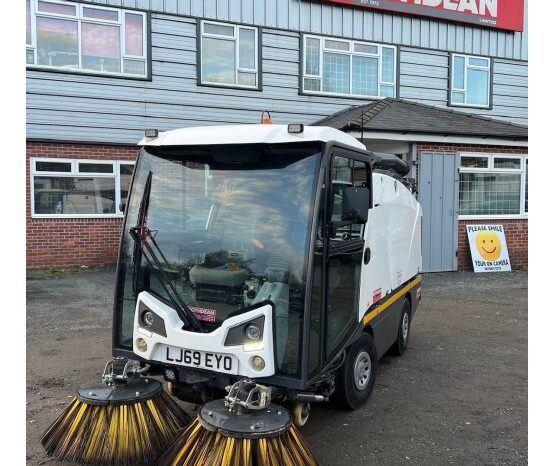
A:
[341,187,369,224]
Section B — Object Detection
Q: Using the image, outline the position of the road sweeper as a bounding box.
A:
[42,122,422,465]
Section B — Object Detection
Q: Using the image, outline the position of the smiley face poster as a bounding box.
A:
[466,225,512,273]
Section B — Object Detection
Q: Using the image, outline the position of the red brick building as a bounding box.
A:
[26,143,138,268]
[27,99,528,271]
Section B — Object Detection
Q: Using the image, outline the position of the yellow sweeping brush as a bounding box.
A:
[40,358,190,465]
[158,380,319,466]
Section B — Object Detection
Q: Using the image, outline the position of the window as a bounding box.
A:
[302,35,396,98]
[31,158,135,217]
[450,54,491,107]
[459,154,528,218]
[199,21,259,89]
[26,0,148,78]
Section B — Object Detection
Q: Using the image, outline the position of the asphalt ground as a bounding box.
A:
[26,268,527,465]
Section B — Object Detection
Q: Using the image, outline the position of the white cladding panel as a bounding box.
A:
[84,0,528,60]
[359,172,422,321]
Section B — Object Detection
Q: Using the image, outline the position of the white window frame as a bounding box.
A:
[27,0,148,78]
[31,158,135,219]
[450,54,491,108]
[199,20,259,90]
[302,34,397,99]
[458,153,528,220]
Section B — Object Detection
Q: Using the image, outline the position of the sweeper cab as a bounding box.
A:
[112,123,422,420]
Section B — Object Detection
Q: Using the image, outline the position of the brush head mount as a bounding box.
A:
[198,398,292,439]
[76,377,163,406]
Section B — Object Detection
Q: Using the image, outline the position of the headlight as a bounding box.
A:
[224,315,265,346]
[245,323,261,341]
[137,304,167,337]
[142,311,154,327]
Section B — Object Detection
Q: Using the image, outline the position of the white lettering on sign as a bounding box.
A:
[399,0,497,17]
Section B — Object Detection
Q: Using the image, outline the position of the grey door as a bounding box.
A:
[419,152,459,272]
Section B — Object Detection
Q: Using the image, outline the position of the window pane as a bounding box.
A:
[34,177,116,215]
[120,164,134,176]
[305,38,320,76]
[467,68,489,105]
[451,91,465,103]
[81,23,121,73]
[204,23,234,37]
[324,39,349,51]
[78,162,114,173]
[379,85,395,97]
[125,13,144,56]
[354,43,378,54]
[120,164,134,210]
[461,156,488,168]
[239,28,256,69]
[27,49,35,65]
[304,78,321,91]
[326,252,361,355]
[459,173,521,216]
[494,157,521,169]
[322,52,350,94]
[202,37,235,84]
[36,161,72,172]
[469,57,489,67]
[381,47,395,83]
[36,17,78,68]
[453,56,465,89]
[83,7,119,21]
[26,0,32,44]
[37,1,76,16]
[123,59,146,75]
[352,55,378,96]
[238,72,256,86]
[525,160,528,213]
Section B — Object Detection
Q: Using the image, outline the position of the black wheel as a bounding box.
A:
[392,298,411,356]
[334,333,378,410]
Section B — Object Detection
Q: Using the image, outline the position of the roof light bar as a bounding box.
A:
[288,124,304,134]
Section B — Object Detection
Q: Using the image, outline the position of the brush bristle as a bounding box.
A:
[41,390,190,465]
[158,418,319,466]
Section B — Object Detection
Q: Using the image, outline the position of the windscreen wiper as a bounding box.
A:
[130,171,205,333]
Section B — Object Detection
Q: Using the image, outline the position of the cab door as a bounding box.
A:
[323,152,371,365]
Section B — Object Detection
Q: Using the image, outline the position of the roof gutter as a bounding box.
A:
[347,131,528,147]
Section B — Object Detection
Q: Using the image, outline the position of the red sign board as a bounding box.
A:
[325,0,524,32]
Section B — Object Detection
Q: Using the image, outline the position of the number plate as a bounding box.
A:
[161,345,238,374]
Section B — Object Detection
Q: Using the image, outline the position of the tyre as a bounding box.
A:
[392,298,411,356]
[334,333,378,410]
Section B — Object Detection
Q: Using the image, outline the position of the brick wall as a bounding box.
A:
[27,142,139,268]
[416,143,528,271]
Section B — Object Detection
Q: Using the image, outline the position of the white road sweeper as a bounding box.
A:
[42,122,422,465]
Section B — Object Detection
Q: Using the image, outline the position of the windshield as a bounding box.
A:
[115,142,322,377]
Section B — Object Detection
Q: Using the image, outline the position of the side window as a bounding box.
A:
[450,54,491,107]
[330,156,370,240]
[199,21,259,89]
